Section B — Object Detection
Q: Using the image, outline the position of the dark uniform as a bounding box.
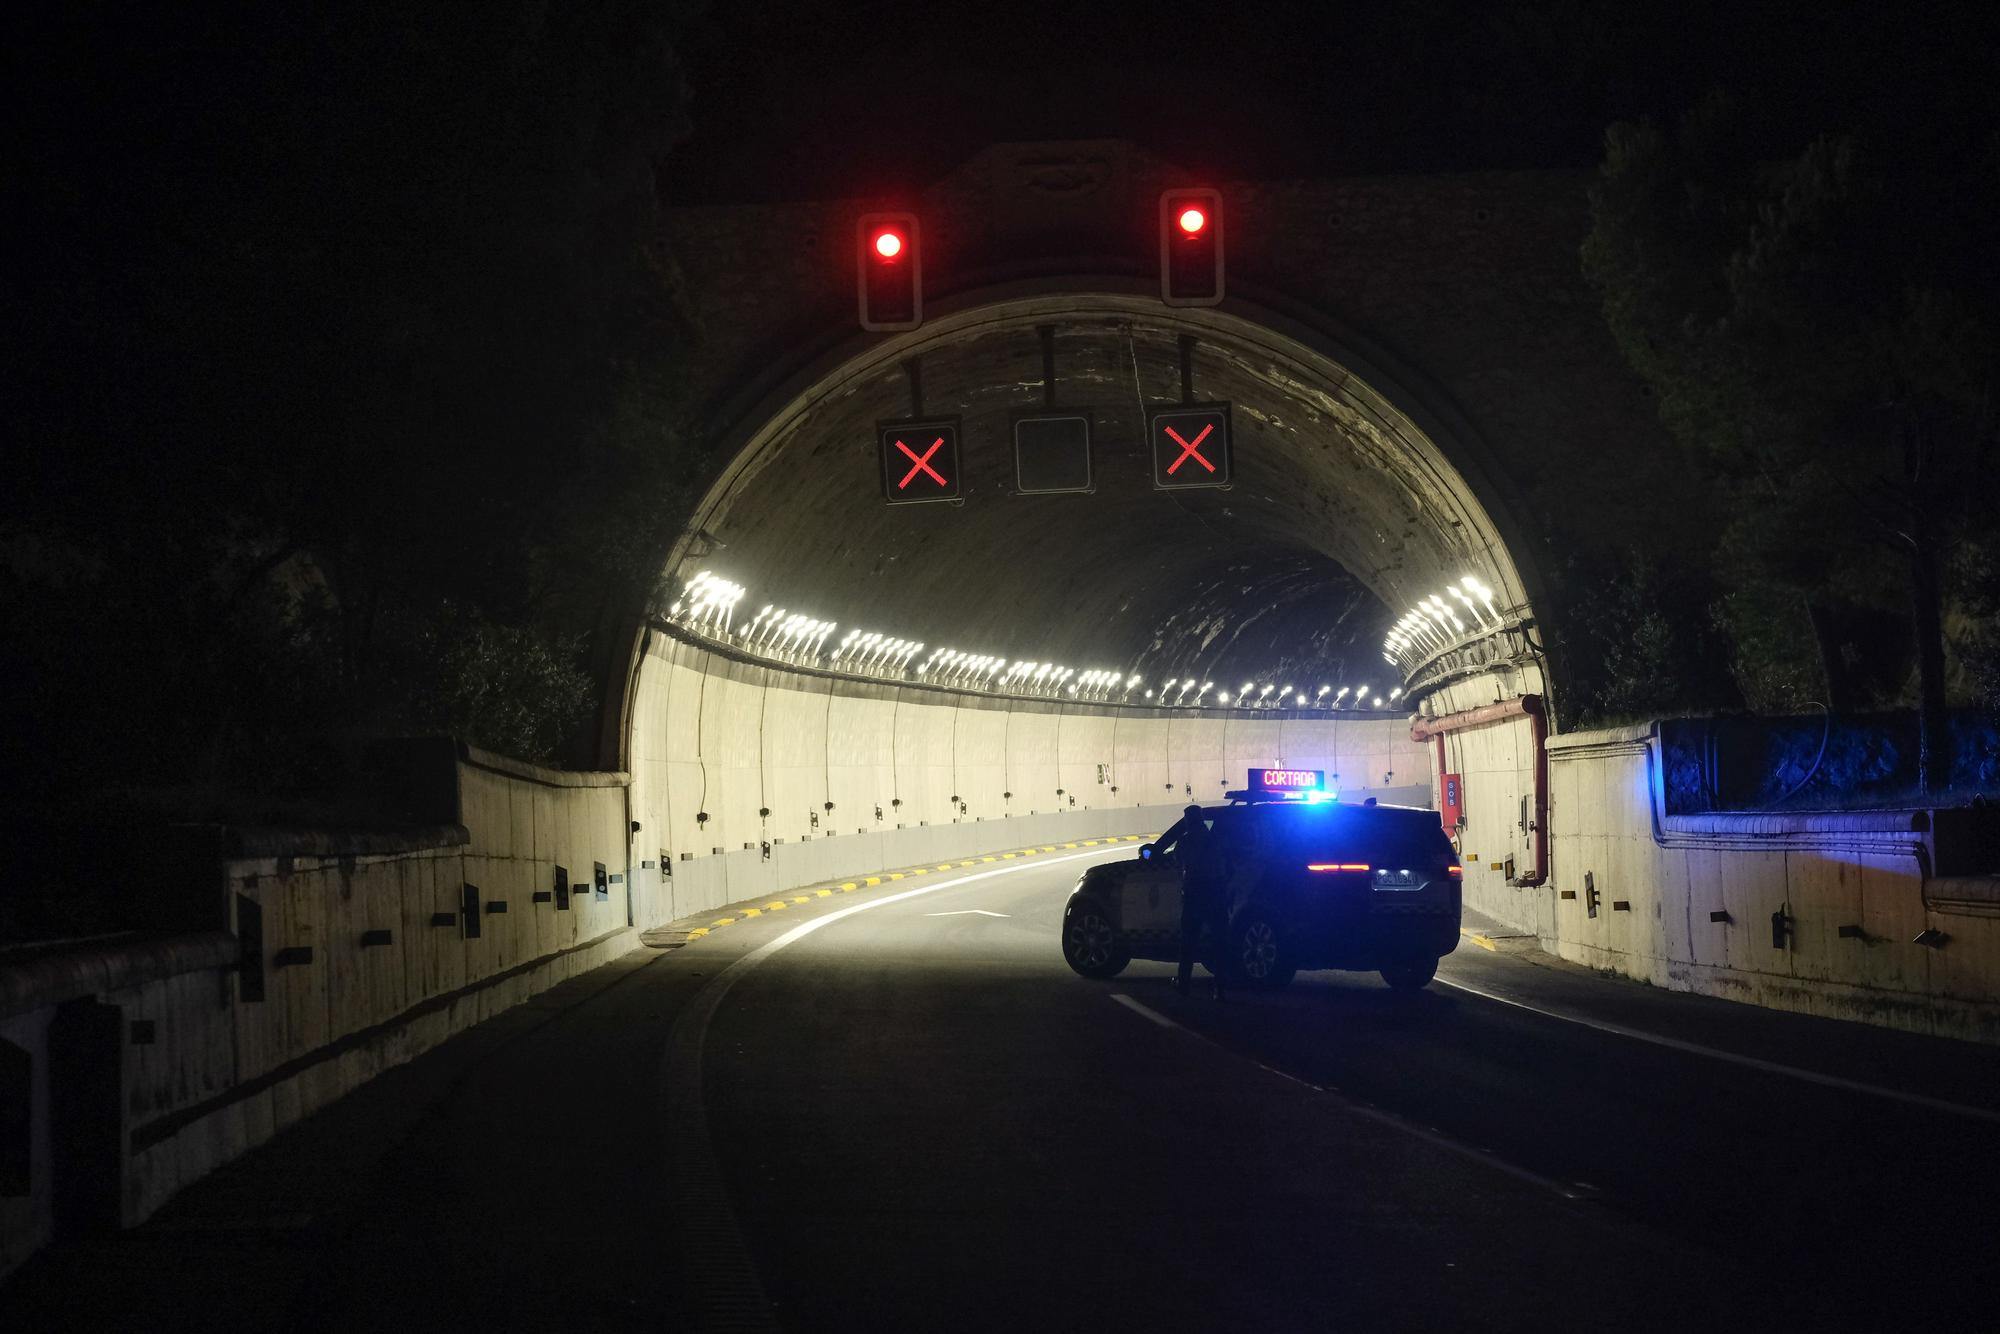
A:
[1174,807,1229,998]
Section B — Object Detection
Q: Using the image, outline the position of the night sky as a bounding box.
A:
[663,0,2000,201]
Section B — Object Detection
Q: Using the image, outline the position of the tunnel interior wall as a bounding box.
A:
[1432,713,1542,936]
[627,636,1431,924]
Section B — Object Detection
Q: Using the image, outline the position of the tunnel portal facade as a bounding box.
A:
[619,137,1688,759]
[608,139,1691,921]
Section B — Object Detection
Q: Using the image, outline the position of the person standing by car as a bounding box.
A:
[1172,805,1229,999]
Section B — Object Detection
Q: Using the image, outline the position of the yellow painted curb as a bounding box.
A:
[674,831,1145,948]
[1460,929,1498,952]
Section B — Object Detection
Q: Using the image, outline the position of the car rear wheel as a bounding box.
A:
[1062,900,1129,979]
[1380,957,1439,991]
[1232,914,1296,990]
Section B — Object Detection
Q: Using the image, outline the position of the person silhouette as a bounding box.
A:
[1172,804,1228,1000]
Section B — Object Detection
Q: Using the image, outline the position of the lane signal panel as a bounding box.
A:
[1013,415,1092,494]
[879,418,962,503]
[1148,404,1231,489]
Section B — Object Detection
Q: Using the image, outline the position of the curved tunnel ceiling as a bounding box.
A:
[670,292,1528,692]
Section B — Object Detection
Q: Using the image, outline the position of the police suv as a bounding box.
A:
[1060,769,1462,990]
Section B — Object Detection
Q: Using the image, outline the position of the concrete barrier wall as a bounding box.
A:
[1429,721,2000,1043]
[104,749,638,1232]
[626,636,1431,923]
[1,1009,52,1279]
[4,658,1425,1278]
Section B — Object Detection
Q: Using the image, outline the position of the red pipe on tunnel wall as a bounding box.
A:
[1410,695,1548,887]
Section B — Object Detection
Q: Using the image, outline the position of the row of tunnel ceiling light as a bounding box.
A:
[1383,576,1504,672]
[665,572,1405,709]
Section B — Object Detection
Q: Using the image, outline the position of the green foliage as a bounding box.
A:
[5,2,706,814]
[377,602,597,764]
[1951,538,2000,711]
[1584,97,2000,730]
[1549,545,1738,726]
[1709,586,1823,716]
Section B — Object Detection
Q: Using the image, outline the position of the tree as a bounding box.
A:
[3,2,706,817]
[1584,95,1999,789]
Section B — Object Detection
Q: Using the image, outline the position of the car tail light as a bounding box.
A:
[1307,863,1372,873]
[1447,864,1463,878]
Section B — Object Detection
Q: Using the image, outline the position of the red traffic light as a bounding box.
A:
[857,212,922,331]
[1159,189,1224,307]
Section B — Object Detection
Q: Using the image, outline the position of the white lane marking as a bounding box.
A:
[751,848,1120,959]
[925,908,1010,918]
[1110,992,1590,1203]
[1436,976,2000,1126]
[1111,993,1175,1027]
[659,844,1133,1317]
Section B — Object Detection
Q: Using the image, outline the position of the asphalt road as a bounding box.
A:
[9,844,2000,1332]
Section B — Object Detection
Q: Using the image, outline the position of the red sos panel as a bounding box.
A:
[1440,772,1464,834]
[857,212,922,331]
[879,418,962,504]
[1149,403,1231,489]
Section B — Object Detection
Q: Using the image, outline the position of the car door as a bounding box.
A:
[1211,808,1262,920]
[1121,818,1190,950]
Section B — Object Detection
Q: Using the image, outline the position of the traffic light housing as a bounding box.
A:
[857,212,922,331]
[1159,188,1223,307]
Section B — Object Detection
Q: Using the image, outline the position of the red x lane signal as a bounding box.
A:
[878,418,962,504]
[1149,404,1231,489]
[896,436,946,488]
[1164,422,1214,475]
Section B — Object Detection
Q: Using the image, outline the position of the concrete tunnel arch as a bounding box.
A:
[617,278,1552,760]
[609,277,1558,899]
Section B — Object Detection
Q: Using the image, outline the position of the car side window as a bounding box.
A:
[1215,813,1257,859]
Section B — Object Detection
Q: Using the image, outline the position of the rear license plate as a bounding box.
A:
[1372,871,1418,890]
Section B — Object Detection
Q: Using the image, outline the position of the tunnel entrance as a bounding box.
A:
[619,278,1557,936]
[651,283,1546,721]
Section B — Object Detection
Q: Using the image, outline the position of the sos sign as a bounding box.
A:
[1251,768,1323,794]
